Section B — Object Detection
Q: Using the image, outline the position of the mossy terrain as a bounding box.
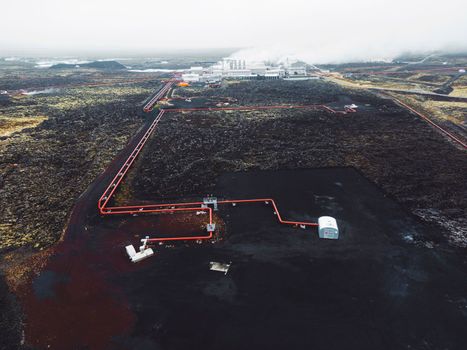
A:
[0,115,48,136]
[394,95,467,125]
[0,67,164,252]
[451,75,467,97]
[322,60,467,160]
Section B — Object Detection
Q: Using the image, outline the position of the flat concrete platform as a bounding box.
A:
[22,168,467,349]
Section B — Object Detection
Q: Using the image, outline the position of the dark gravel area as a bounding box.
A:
[15,168,467,350]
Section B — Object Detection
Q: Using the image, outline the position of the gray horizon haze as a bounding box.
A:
[2,0,467,63]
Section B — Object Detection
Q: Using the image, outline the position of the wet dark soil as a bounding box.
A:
[13,168,467,350]
[0,276,22,350]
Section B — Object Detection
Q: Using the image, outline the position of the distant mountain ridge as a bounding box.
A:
[50,60,126,70]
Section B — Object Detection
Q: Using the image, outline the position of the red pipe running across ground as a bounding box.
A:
[143,79,175,112]
[104,206,214,242]
[98,110,167,211]
[337,66,467,76]
[99,80,352,244]
[167,104,354,114]
[218,199,318,227]
[391,97,467,149]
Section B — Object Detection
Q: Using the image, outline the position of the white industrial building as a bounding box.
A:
[181,73,201,82]
[211,58,256,79]
[286,65,307,77]
[200,73,222,83]
[181,73,222,83]
[181,58,314,83]
[214,58,292,80]
[264,68,286,79]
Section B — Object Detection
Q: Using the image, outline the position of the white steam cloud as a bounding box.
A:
[229,42,465,66]
[1,0,467,63]
[229,0,467,64]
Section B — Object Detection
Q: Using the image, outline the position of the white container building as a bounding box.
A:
[318,216,339,239]
[199,73,222,83]
[182,73,201,82]
[125,244,154,263]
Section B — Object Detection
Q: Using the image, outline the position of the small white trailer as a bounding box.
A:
[318,216,339,239]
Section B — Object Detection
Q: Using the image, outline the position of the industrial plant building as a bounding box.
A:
[181,58,315,83]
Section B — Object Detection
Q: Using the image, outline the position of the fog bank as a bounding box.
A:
[2,0,466,63]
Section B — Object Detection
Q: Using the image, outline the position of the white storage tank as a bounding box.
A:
[318,216,339,239]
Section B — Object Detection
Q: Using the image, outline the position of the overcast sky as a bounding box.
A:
[2,0,467,63]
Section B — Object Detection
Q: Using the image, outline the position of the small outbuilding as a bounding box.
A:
[318,216,339,239]
[125,244,154,263]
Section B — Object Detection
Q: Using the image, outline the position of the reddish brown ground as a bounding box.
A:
[13,211,224,349]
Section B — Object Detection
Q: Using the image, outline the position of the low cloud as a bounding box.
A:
[2,0,467,63]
